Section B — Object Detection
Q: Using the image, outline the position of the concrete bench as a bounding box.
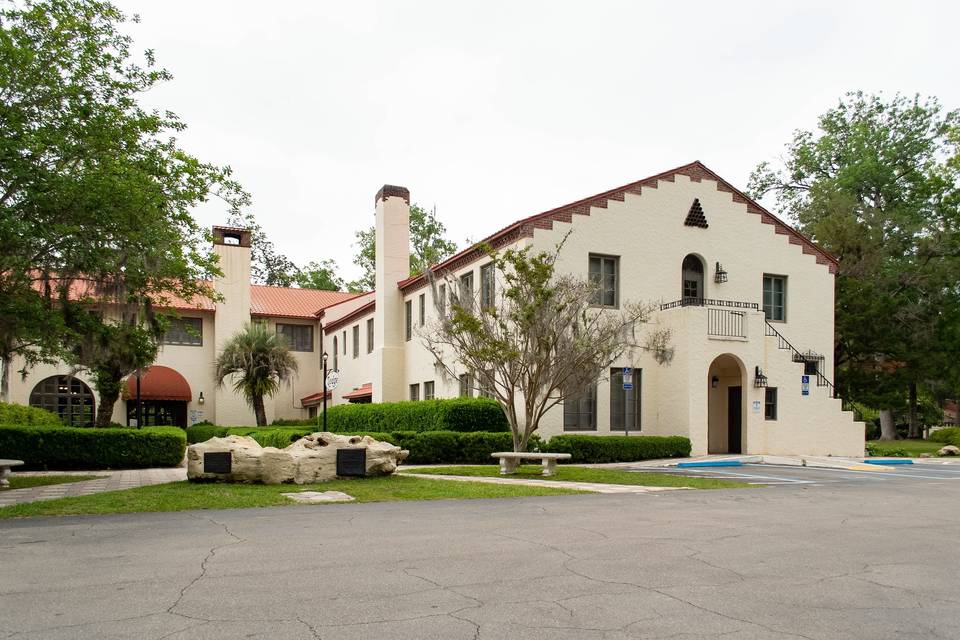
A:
[491,452,572,477]
[0,459,24,488]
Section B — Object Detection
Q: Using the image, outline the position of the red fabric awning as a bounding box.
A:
[301,391,332,407]
[125,366,192,401]
[342,383,373,400]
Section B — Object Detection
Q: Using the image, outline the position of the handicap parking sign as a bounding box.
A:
[801,375,810,396]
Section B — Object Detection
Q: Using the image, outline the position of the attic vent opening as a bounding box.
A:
[684,198,708,228]
[223,233,241,246]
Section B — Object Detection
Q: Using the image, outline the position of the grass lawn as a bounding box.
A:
[2,475,100,490]
[867,439,947,457]
[409,465,752,489]
[0,475,582,520]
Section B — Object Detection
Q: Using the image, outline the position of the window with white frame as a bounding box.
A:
[459,373,473,398]
[589,255,618,307]
[480,263,495,309]
[459,272,474,311]
[424,380,435,400]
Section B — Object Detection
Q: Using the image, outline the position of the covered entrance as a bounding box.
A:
[125,365,192,427]
[707,354,745,454]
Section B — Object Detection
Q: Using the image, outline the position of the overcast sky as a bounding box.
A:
[115,0,960,284]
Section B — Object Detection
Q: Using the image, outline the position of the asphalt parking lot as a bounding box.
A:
[627,460,960,486]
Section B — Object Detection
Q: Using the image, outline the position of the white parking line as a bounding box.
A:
[759,464,960,481]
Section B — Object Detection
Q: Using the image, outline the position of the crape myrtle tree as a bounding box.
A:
[0,0,249,401]
[214,323,298,426]
[748,92,960,439]
[422,241,671,458]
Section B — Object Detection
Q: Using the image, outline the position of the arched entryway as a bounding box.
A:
[682,254,705,304]
[707,354,746,454]
[124,366,192,427]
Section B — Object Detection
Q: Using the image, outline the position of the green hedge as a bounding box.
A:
[542,435,691,463]
[0,402,62,426]
[268,398,509,433]
[929,427,960,445]
[0,424,186,470]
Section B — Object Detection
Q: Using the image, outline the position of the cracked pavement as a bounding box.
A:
[1,480,959,639]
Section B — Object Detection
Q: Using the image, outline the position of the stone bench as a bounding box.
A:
[0,459,24,488]
[491,452,572,477]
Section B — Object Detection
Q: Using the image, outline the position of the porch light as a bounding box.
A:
[711,375,719,389]
[754,366,768,388]
[198,392,205,405]
[714,262,728,283]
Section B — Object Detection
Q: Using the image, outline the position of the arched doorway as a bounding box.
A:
[29,375,95,426]
[682,254,705,304]
[124,366,192,427]
[707,354,745,454]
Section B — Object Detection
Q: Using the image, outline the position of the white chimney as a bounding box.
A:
[373,185,410,403]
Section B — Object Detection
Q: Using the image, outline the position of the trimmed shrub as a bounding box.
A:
[928,427,960,445]
[389,431,523,464]
[0,425,186,470]
[0,402,62,426]
[186,424,228,443]
[324,398,508,433]
[541,435,691,463]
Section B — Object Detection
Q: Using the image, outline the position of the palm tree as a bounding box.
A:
[214,323,299,426]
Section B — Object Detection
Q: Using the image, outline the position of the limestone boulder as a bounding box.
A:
[937,445,960,457]
[187,432,409,484]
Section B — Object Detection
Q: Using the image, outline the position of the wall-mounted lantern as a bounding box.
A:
[754,366,768,388]
[198,391,205,405]
[711,375,719,389]
[714,262,728,283]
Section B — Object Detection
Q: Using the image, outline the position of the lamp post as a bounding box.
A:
[322,351,328,432]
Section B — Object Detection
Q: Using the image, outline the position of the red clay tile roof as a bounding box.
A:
[124,365,192,401]
[342,383,373,400]
[250,286,358,319]
[398,160,839,294]
[301,391,332,406]
[322,300,376,333]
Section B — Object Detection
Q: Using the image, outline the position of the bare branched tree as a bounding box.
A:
[422,241,671,456]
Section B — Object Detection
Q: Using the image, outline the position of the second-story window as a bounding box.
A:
[437,284,447,316]
[332,336,338,370]
[277,323,313,352]
[352,325,359,358]
[366,318,374,353]
[419,293,425,326]
[162,317,203,346]
[480,263,495,309]
[460,272,474,311]
[405,300,412,341]
[342,330,347,354]
[763,275,787,321]
[589,255,618,307]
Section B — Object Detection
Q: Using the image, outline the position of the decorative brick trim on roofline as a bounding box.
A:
[322,300,376,333]
[397,161,837,294]
[375,184,410,205]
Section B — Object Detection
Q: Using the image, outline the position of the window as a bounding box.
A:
[459,272,474,311]
[308,406,318,419]
[418,293,425,326]
[162,317,203,346]
[459,373,473,398]
[564,382,597,431]
[589,255,618,307]
[342,330,347,355]
[437,284,447,316]
[682,255,704,302]
[610,368,641,431]
[765,387,778,420]
[366,318,374,354]
[29,375,95,427]
[478,370,495,398]
[763,275,787,321]
[332,336,338,370]
[409,383,420,401]
[352,325,359,358]
[277,323,313,351]
[405,300,412,341]
[424,380,435,400]
[480,263,495,309]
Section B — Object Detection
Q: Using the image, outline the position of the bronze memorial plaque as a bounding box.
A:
[336,448,366,477]
[204,451,232,474]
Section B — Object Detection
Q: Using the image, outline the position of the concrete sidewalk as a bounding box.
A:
[400,471,686,494]
[0,468,186,507]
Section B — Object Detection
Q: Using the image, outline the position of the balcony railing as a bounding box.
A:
[707,308,747,338]
[659,297,759,311]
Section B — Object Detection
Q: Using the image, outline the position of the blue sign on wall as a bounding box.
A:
[801,375,810,396]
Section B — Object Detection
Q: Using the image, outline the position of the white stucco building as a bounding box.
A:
[8,161,864,456]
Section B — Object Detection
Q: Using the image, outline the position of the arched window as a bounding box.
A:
[332,336,339,370]
[29,375,95,426]
[682,255,705,304]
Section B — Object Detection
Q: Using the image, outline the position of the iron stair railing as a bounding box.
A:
[764,320,861,420]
